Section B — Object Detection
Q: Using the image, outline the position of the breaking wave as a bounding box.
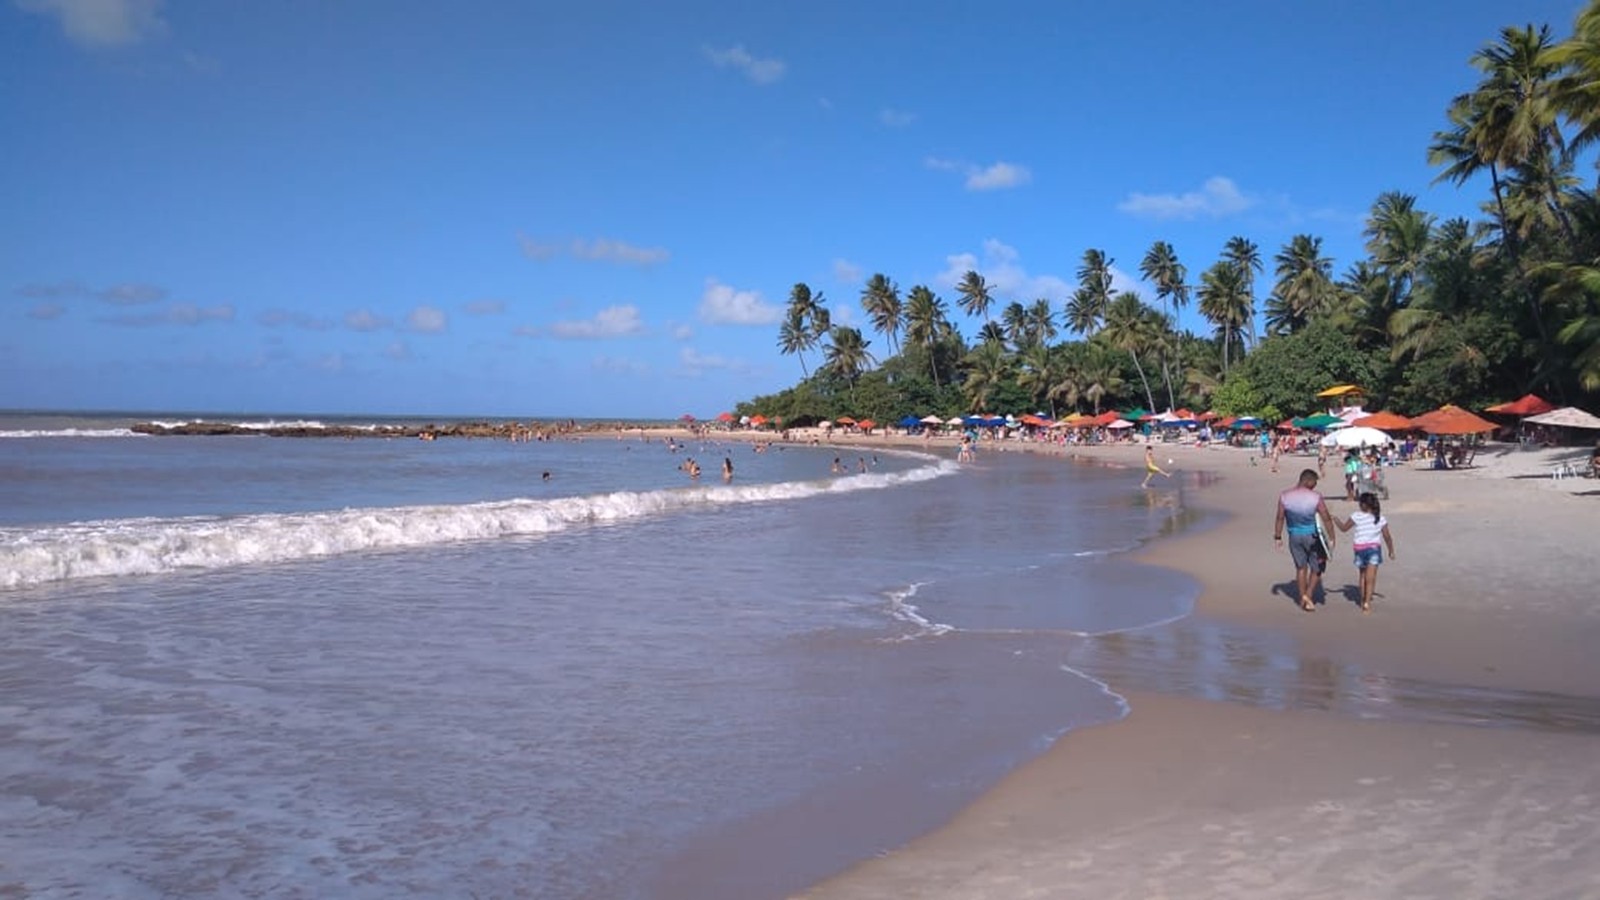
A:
[1,460,957,590]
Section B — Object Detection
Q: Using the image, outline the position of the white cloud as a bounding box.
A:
[670,322,695,341]
[936,239,1071,304]
[544,304,646,340]
[102,303,234,327]
[924,157,1032,191]
[97,282,166,305]
[592,355,650,376]
[15,280,165,303]
[965,161,1031,191]
[258,308,334,330]
[29,303,65,320]
[463,299,506,316]
[16,0,167,48]
[698,278,783,326]
[832,258,863,284]
[518,232,669,266]
[1116,176,1253,220]
[678,346,752,376]
[383,340,412,361]
[703,43,786,85]
[311,352,347,373]
[1109,265,1146,297]
[406,305,447,334]
[878,108,916,128]
[345,309,389,332]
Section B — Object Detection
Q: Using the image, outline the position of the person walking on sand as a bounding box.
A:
[1142,445,1171,487]
[1275,468,1337,612]
[1334,491,1396,613]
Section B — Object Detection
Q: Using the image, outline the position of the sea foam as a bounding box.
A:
[0,459,957,590]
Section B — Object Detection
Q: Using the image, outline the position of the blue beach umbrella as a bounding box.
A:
[898,415,922,428]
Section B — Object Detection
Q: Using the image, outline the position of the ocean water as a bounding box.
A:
[0,411,1196,898]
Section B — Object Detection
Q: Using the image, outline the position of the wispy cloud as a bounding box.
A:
[1117,176,1253,220]
[517,233,670,266]
[15,0,168,48]
[924,157,1032,191]
[101,303,234,327]
[832,258,863,285]
[669,322,695,341]
[462,299,506,316]
[16,280,166,304]
[678,346,753,376]
[698,278,783,326]
[878,108,916,128]
[258,308,334,331]
[383,340,412,361]
[28,302,65,320]
[345,309,390,332]
[405,305,447,334]
[703,43,786,85]
[936,239,1071,304]
[592,355,650,376]
[521,304,647,340]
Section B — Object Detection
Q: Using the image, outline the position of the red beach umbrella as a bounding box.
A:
[1484,394,1556,417]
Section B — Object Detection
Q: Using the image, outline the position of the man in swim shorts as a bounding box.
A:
[1274,468,1337,612]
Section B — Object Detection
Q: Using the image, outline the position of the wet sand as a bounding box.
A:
[791,434,1600,899]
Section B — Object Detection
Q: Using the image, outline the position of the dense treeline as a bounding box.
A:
[736,7,1600,427]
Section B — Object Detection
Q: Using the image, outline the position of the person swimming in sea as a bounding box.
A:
[721,456,733,482]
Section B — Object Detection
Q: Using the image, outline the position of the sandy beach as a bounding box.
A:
[781,431,1600,899]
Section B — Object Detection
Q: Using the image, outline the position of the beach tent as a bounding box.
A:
[1352,411,1412,431]
[1524,406,1600,430]
[1485,394,1556,417]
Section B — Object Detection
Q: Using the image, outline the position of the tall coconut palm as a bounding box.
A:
[1223,237,1262,348]
[1139,240,1189,410]
[1267,234,1337,335]
[1073,249,1115,330]
[780,283,828,379]
[859,273,904,355]
[1025,298,1058,347]
[1100,292,1160,413]
[1197,261,1251,374]
[1001,301,1029,348]
[955,270,995,324]
[1363,192,1434,309]
[905,284,951,384]
[977,321,1008,346]
[1547,3,1600,152]
[822,326,876,406]
[777,309,813,378]
[1077,346,1126,415]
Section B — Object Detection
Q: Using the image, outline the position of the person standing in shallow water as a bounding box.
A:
[1275,468,1337,612]
[1335,491,1396,613]
[1142,445,1170,488]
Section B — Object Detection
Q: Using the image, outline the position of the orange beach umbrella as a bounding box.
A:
[1351,410,1412,431]
[1411,405,1496,435]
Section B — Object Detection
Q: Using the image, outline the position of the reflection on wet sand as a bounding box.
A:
[1066,614,1600,734]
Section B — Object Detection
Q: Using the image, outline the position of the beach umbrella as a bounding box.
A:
[920,414,943,425]
[857,419,876,430]
[1298,413,1345,430]
[1524,406,1600,430]
[1413,405,1497,435]
[1329,426,1391,448]
[946,417,965,426]
[716,412,734,423]
[1316,384,1365,399]
[680,414,697,423]
[750,414,767,426]
[836,416,857,425]
[1106,419,1135,430]
[1121,408,1149,421]
[1485,393,1556,417]
[898,415,922,428]
[1352,410,1412,431]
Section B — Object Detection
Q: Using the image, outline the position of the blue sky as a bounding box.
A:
[2,0,1585,418]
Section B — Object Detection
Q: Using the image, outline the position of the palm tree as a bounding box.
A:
[1223,237,1262,348]
[859,274,904,355]
[1072,249,1115,333]
[1139,240,1189,411]
[1017,343,1062,417]
[823,326,876,406]
[905,284,951,384]
[977,321,1008,346]
[1547,3,1600,151]
[1025,298,1058,347]
[1078,345,1126,415]
[961,340,1012,412]
[777,309,813,378]
[1001,301,1029,349]
[1363,193,1434,311]
[1268,234,1337,335]
[955,270,995,324]
[1100,292,1159,412]
[1197,261,1250,374]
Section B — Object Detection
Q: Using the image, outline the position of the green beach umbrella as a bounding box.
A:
[1121,408,1149,421]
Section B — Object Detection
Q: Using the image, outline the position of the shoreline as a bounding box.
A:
[795,437,1600,898]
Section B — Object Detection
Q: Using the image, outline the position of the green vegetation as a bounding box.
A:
[736,6,1600,425]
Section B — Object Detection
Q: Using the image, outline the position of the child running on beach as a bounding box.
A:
[1142,445,1171,488]
[1334,491,1396,613]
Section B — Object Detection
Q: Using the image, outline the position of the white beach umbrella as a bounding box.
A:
[920,414,944,425]
[1524,406,1600,430]
[1328,426,1391,448]
[946,417,965,426]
